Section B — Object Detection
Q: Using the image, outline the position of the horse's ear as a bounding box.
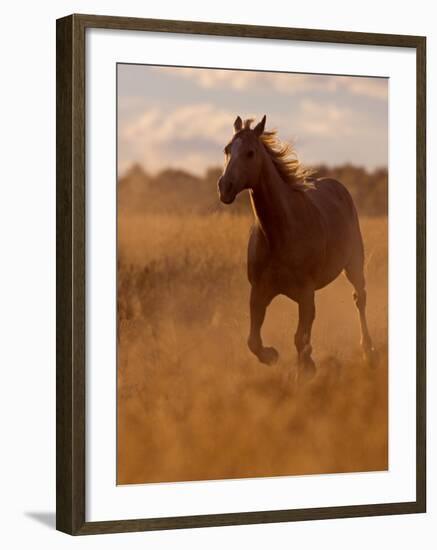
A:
[233,116,243,133]
[254,115,266,136]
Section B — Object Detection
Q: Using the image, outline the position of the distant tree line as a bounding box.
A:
[119,163,388,217]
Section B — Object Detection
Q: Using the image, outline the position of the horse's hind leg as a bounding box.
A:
[345,258,375,364]
[295,289,316,380]
[247,284,278,365]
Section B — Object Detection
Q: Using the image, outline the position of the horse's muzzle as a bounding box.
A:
[217,176,236,204]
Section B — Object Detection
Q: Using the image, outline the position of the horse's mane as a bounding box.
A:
[243,118,315,190]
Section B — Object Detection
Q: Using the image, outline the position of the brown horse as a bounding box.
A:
[218,115,374,378]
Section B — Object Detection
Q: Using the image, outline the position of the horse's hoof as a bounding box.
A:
[364,347,378,368]
[258,346,279,365]
[296,359,317,384]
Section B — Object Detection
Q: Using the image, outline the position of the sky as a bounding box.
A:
[117,64,388,177]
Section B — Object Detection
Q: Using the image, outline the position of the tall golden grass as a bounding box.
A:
[117,209,388,484]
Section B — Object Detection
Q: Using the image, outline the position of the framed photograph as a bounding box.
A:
[56,14,426,535]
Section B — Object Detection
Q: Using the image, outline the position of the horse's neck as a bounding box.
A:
[250,156,308,248]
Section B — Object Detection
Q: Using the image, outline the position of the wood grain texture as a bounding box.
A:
[56,14,86,535]
[74,13,423,47]
[415,36,427,514]
[56,15,73,534]
[56,13,426,535]
[76,501,421,535]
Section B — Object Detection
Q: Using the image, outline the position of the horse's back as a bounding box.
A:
[306,177,364,285]
[306,178,357,220]
[305,178,360,240]
[247,177,364,291]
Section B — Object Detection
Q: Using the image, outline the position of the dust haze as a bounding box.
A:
[117,164,388,484]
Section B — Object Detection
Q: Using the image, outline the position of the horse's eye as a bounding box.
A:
[247,150,255,159]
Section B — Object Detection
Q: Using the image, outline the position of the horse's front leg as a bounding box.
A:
[247,285,278,365]
[295,289,316,379]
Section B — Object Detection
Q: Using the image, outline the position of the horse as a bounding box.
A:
[217,115,375,379]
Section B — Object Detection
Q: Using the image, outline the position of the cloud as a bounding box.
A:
[343,78,388,100]
[118,95,387,176]
[123,104,232,143]
[157,67,387,101]
[289,98,387,168]
[119,103,236,175]
[295,99,356,138]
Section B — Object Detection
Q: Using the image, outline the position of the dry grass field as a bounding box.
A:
[117,207,388,485]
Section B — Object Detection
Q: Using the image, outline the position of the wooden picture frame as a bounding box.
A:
[56,13,426,535]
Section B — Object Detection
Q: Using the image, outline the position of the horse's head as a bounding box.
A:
[218,115,266,204]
